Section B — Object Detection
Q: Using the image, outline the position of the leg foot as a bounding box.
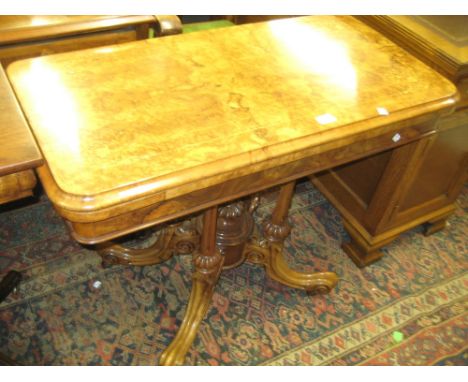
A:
[247,181,338,293]
[341,220,391,267]
[160,207,223,366]
[341,240,384,268]
[423,217,449,236]
[246,242,338,293]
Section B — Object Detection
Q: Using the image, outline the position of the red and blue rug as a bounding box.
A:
[0,181,466,365]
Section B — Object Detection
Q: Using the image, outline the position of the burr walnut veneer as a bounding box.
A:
[312,16,468,267]
[7,16,458,365]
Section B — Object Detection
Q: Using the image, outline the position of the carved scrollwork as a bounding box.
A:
[218,201,245,219]
[174,239,196,254]
[248,195,261,214]
[100,184,340,366]
[174,219,199,254]
[245,241,338,293]
[263,221,291,243]
[97,219,200,267]
[193,248,224,279]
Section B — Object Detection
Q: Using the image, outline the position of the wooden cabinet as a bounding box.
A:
[312,16,468,267]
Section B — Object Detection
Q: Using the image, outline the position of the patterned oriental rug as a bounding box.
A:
[0,180,466,366]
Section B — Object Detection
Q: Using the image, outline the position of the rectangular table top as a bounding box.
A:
[7,16,457,213]
[0,66,42,176]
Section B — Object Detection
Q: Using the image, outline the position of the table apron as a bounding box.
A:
[60,121,437,245]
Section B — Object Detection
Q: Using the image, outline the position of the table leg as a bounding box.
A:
[159,206,224,366]
[247,181,338,293]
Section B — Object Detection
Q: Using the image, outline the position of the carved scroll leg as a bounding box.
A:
[159,206,224,366]
[265,243,338,293]
[253,181,338,293]
[98,226,177,267]
[97,220,200,267]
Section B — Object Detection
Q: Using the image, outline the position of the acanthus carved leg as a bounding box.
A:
[159,206,224,366]
[246,181,338,293]
[97,219,199,267]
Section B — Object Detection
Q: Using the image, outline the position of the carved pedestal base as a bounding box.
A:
[246,182,338,293]
[98,199,256,270]
[98,181,339,366]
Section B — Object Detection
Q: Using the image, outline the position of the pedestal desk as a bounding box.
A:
[7,16,457,365]
[312,16,468,267]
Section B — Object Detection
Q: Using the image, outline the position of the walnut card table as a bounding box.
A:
[7,16,457,365]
